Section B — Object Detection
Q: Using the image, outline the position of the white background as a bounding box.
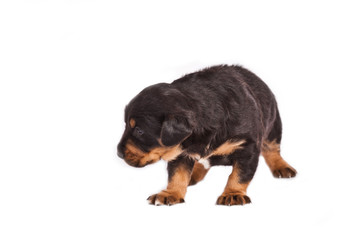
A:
[1,0,359,239]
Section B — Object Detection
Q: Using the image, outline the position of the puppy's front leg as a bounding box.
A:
[216,141,260,206]
[148,156,194,206]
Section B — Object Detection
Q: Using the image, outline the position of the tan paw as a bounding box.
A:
[147,191,185,206]
[272,166,297,178]
[216,192,251,206]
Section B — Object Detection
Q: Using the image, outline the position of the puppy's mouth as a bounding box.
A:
[141,160,154,167]
[123,142,160,167]
[124,153,156,168]
[123,153,150,168]
[126,159,154,168]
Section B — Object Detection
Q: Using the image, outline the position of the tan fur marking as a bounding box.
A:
[161,145,183,161]
[261,140,297,178]
[148,166,191,205]
[166,166,191,198]
[261,139,280,153]
[210,140,246,157]
[124,141,145,163]
[124,140,183,167]
[261,140,286,170]
[129,118,136,128]
[139,145,181,165]
[216,164,251,205]
[189,161,209,186]
[223,165,249,195]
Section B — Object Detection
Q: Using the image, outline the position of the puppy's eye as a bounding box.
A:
[135,126,144,136]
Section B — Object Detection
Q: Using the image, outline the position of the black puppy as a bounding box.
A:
[117,65,296,206]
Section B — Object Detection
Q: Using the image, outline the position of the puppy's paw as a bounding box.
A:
[272,166,297,178]
[147,191,185,206]
[216,192,251,206]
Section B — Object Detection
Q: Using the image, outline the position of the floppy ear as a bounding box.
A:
[160,115,192,147]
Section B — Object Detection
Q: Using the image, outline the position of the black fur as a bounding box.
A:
[117,65,285,202]
[167,155,195,182]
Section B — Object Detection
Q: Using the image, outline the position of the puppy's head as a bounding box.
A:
[117,83,194,167]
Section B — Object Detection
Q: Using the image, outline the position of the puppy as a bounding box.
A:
[117,65,297,206]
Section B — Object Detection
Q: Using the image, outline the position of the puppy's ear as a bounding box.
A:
[160,115,192,147]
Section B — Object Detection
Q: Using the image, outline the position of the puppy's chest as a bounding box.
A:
[183,139,246,167]
[185,151,231,168]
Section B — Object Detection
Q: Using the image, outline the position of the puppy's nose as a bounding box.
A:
[117,141,125,159]
[117,150,124,159]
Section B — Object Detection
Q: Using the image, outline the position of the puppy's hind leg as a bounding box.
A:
[216,141,259,206]
[262,140,297,178]
[262,110,297,178]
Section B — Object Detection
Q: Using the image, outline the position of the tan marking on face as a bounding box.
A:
[124,141,145,158]
[209,140,246,157]
[124,140,146,166]
[129,118,136,128]
[123,140,183,167]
